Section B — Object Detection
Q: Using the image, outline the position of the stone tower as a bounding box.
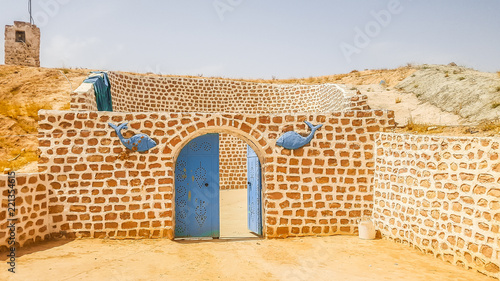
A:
[4,21,40,67]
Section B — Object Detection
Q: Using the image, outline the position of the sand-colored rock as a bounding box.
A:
[351,83,467,126]
[0,65,89,171]
[396,64,500,122]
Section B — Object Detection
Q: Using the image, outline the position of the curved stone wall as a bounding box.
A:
[107,72,352,114]
[374,133,500,279]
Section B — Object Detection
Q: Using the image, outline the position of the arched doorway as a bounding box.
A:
[174,133,263,239]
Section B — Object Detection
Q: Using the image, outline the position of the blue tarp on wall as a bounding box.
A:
[84,71,113,111]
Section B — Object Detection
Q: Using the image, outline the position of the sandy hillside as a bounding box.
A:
[297,66,417,87]
[0,65,89,171]
[350,84,467,126]
[359,80,500,136]
[396,64,500,122]
[252,66,416,87]
[129,66,417,87]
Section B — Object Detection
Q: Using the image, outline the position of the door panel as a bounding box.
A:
[247,145,262,235]
[175,134,219,238]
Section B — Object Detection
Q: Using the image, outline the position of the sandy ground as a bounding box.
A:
[0,190,495,281]
[353,84,468,126]
[220,189,257,238]
[0,236,494,281]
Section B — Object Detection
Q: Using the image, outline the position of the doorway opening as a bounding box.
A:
[174,133,263,239]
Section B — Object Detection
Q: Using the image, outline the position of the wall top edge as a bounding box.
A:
[6,21,39,28]
[73,82,94,94]
[108,71,350,90]
[44,109,394,116]
[377,132,500,142]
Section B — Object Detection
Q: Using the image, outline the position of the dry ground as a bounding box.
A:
[220,189,257,238]
[0,189,496,281]
[0,236,494,281]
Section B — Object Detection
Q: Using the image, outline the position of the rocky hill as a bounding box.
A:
[396,64,500,122]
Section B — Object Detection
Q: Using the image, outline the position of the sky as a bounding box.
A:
[0,0,499,79]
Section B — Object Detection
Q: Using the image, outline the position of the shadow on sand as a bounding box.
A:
[0,238,75,260]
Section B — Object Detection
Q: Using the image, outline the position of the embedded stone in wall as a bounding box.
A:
[4,21,40,67]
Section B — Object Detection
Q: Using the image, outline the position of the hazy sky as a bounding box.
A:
[1,0,499,79]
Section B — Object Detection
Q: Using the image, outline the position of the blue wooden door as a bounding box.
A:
[247,145,262,235]
[175,134,220,238]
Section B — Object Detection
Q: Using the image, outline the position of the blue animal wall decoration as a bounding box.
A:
[109,122,157,152]
[276,121,323,150]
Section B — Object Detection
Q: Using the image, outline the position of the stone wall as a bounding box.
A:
[70,82,98,111]
[107,72,352,113]
[70,73,368,116]
[4,21,40,67]
[0,174,49,249]
[374,133,500,279]
[37,110,394,239]
[219,134,247,190]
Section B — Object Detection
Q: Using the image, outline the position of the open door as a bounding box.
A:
[247,145,262,235]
